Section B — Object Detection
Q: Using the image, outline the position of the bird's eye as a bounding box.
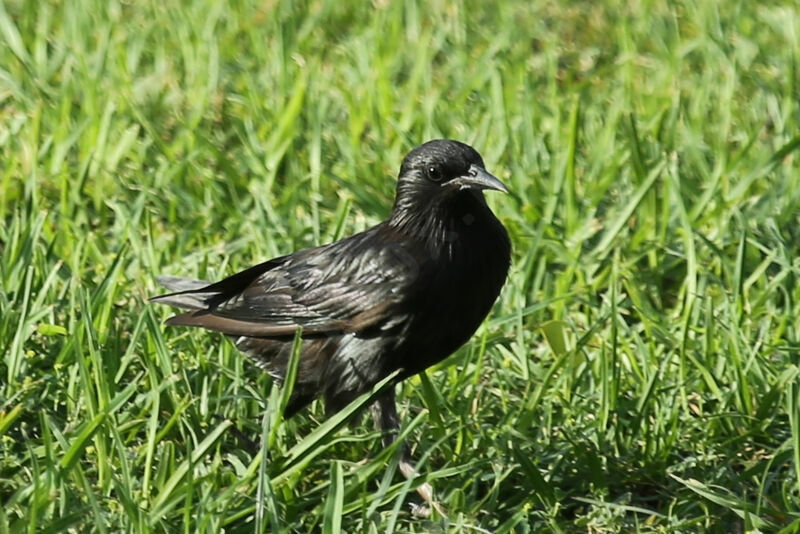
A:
[426,165,443,182]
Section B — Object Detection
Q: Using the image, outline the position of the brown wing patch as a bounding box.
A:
[166,297,399,337]
[165,311,347,336]
[341,299,398,333]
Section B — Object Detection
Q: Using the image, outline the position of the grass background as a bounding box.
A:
[2,0,800,531]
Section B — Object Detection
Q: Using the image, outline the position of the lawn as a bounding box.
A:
[2,0,800,531]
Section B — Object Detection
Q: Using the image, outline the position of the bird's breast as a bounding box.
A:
[397,213,510,375]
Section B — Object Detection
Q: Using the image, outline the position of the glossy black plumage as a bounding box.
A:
[151,139,511,421]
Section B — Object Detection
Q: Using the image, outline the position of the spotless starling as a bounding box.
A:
[151,139,511,510]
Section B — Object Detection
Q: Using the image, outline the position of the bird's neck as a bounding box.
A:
[388,190,492,257]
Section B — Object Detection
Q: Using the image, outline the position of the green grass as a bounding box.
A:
[2,0,800,531]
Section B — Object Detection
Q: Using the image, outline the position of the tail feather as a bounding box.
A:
[150,275,215,311]
[156,275,210,292]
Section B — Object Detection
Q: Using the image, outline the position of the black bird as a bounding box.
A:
[151,139,511,508]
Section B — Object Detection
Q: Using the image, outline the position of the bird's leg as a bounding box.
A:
[210,414,260,455]
[371,390,446,518]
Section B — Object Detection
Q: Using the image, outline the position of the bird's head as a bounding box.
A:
[388,139,509,245]
[397,139,507,196]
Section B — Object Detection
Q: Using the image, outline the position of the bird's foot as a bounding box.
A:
[399,455,447,518]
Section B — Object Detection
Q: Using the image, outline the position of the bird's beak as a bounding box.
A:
[449,164,509,193]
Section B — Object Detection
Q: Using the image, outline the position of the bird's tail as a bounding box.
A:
[150,275,215,310]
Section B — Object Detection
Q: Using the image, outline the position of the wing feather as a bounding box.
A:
[152,226,423,337]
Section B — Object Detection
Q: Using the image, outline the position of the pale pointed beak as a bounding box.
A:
[448,164,509,193]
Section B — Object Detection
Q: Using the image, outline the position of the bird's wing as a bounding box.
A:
[152,229,422,337]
